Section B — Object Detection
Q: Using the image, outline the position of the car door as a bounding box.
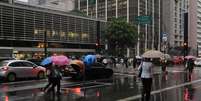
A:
[21,61,37,78]
[8,62,26,78]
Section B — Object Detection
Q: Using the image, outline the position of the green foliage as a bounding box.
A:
[105,18,138,56]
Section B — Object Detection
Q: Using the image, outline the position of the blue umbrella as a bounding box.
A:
[84,55,96,66]
[41,57,52,66]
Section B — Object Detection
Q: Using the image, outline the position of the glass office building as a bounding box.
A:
[0,2,105,59]
[78,0,161,55]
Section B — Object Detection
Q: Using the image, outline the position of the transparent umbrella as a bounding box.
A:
[142,50,164,58]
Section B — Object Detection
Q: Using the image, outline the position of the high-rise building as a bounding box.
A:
[78,0,161,56]
[189,0,201,56]
[161,0,188,54]
[14,0,75,12]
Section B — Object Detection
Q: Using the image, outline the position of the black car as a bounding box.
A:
[69,61,113,80]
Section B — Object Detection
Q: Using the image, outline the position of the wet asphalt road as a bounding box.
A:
[1,65,201,101]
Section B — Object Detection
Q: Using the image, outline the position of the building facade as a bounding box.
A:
[161,0,188,55]
[78,0,161,56]
[189,0,201,56]
[14,0,75,12]
[0,2,105,59]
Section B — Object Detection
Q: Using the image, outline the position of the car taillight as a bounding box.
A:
[1,66,8,71]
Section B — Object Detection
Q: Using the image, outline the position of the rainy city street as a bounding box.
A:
[1,65,201,101]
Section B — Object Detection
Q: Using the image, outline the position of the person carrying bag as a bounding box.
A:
[139,58,153,101]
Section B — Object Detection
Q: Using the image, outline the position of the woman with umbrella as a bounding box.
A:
[138,58,154,101]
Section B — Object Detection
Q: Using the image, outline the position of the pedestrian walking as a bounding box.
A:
[133,56,137,69]
[47,65,62,94]
[185,59,195,73]
[161,59,167,73]
[43,63,53,92]
[110,57,116,68]
[138,58,153,101]
[124,57,128,68]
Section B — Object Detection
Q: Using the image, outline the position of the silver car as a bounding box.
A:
[194,58,201,66]
[0,60,46,82]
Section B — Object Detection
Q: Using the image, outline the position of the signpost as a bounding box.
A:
[135,16,152,25]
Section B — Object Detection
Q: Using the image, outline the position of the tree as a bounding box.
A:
[105,18,138,57]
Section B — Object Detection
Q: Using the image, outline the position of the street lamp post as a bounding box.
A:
[44,30,47,58]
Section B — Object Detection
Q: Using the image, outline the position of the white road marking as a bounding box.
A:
[117,79,201,101]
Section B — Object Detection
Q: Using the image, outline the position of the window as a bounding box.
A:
[21,62,35,67]
[9,62,22,67]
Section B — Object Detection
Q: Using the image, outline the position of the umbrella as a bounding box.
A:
[83,55,96,66]
[184,55,196,60]
[52,55,70,66]
[164,54,171,60]
[95,54,103,59]
[70,60,85,73]
[41,57,52,66]
[142,50,164,58]
[136,56,142,59]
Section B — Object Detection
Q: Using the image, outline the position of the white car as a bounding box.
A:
[194,58,201,66]
[0,60,46,82]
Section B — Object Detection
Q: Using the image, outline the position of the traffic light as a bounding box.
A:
[95,43,101,53]
[183,42,188,57]
[96,43,99,47]
[183,42,187,47]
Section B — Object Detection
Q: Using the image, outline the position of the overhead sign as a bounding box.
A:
[135,16,152,25]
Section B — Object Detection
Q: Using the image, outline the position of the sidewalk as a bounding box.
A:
[110,64,138,74]
[110,64,186,74]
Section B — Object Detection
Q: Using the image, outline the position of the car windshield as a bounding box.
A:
[0,61,8,66]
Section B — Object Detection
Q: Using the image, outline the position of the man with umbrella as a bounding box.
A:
[43,63,54,92]
[185,58,195,73]
[41,57,54,93]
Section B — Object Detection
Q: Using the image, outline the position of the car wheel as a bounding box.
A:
[37,71,45,79]
[7,73,16,82]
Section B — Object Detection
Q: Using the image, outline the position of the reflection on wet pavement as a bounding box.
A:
[1,67,201,101]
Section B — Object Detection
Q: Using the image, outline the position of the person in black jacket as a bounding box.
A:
[43,63,53,92]
[47,65,62,94]
[185,59,195,73]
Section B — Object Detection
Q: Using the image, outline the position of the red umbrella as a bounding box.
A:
[52,55,70,66]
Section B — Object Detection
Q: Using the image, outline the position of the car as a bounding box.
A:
[27,58,42,66]
[68,60,113,80]
[173,56,184,65]
[0,60,46,82]
[194,58,201,66]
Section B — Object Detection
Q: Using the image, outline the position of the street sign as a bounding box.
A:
[135,16,152,25]
[162,32,168,42]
